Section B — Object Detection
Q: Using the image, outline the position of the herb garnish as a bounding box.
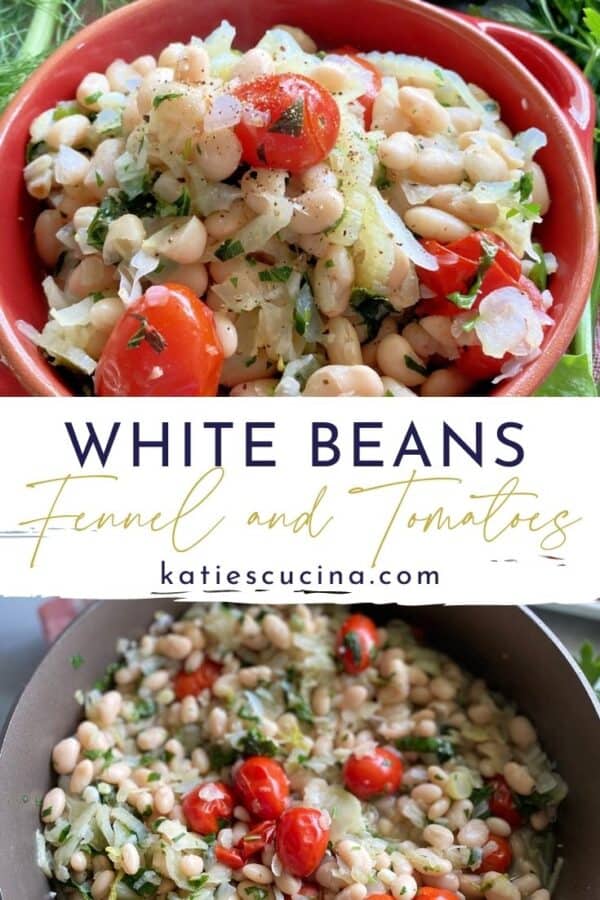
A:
[397,735,455,762]
[215,239,244,261]
[350,288,393,341]
[70,653,84,669]
[127,314,167,353]
[259,265,293,283]
[152,92,183,108]
[268,98,304,136]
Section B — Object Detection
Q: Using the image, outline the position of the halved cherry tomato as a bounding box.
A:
[182,781,234,835]
[487,775,524,827]
[276,807,331,878]
[454,345,508,382]
[174,659,222,700]
[417,240,480,297]
[416,232,522,309]
[337,613,379,673]
[331,46,382,128]
[476,834,513,874]
[238,820,277,860]
[415,890,460,900]
[234,757,289,820]
[364,894,394,900]
[343,746,403,799]
[233,74,340,172]
[215,845,244,868]
[95,283,223,396]
[415,296,462,318]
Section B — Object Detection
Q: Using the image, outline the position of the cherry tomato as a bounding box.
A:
[233,74,340,172]
[487,775,524,827]
[276,807,331,878]
[331,46,382,128]
[215,845,244,868]
[343,746,403,799]
[336,613,379,674]
[174,659,222,700]
[417,240,479,297]
[95,283,223,396]
[182,781,234,835]
[238,820,277,859]
[454,346,508,382]
[476,834,513,874]
[365,894,394,900]
[450,232,521,281]
[415,890,460,900]
[234,757,289,820]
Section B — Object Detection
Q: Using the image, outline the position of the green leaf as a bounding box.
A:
[152,92,183,108]
[215,239,244,261]
[512,171,534,203]
[467,3,552,37]
[70,653,84,670]
[207,743,237,770]
[584,7,600,41]
[350,288,393,341]
[535,354,597,396]
[259,265,293,283]
[528,243,548,291]
[404,355,428,377]
[238,727,280,757]
[578,641,600,692]
[397,735,455,762]
[268,98,304,136]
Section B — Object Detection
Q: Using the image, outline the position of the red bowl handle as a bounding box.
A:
[464,15,596,167]
[0,360,30,395]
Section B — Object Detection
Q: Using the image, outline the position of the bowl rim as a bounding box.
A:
[0,0,596,397]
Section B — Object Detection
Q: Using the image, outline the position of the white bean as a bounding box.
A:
[157,262,208,296]
[175,46,210,84]
[262,613,292,649]
[411,147,464,185]
[214,313,238,359]
[464,146,509,183]
[41,787,66,823]
[103,215,145,263]
[76,73,110,111]
[157,634,193,660]
[448,107,481,133]
[181,854,205,877]
[420,367,471,396]
[377,334,427,387]
[404,206,472,241]
[70,759,94,794]
[154,785,176,815]
[242,863,274,885]
[52,737,80,775]
[230,379,278,397]
[46,114,90,150]
[197,129,243,182]
[156,217,207,265]
[137,727,168,751]
[312,245,354,317]
[132,55,157,76]
[90,297,124,332]
[378,132,418,171]
[458,819,489,848]
[390,875,418,900]
[96,690,122,727]
[326,317,362,366]
[208,707,228,739]
[91,870,115,900]
[398,86,451,136]
[504,762,535,795]
[292,188,344,234]
[423,824,454,850]
[24,154,53,199]
[232,48,274,82]
[508,716,537,750]
[34,209,65,267]
[304,365,384,397]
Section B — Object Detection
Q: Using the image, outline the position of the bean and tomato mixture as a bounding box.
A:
[38,605,565,900]
[23,21,554,396]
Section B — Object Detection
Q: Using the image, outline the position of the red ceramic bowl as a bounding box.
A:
[0,0,596,396]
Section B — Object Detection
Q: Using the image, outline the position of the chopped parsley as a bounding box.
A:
[25,140,48,163]
[123,868,160,896]
[350,288,393,341]
[268,98,304,137]
[157,186,191,218]
[84,91,103,105]
[215,238,244,261]
[189,875,209,889]
[131,697,157,721]
[95,171,105,187]
[93,661,119,692]
[152,92,183,108]
[238,728,279,758]
[404,355,428,377]
[448,236,498,310]
[127,314,167,353]
[52,103,80,121]
[58,823,72,844]
[259,265,293,283]
[207,744,237,770]
[470,783,493,818]
[512,171,534,203]
[147,772,161,783]
[70,653,85,670]
[528,243,548,291]
[396,735,455,762]
[506,202,540,220]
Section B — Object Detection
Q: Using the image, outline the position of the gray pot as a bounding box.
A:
[0,601,598,898]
